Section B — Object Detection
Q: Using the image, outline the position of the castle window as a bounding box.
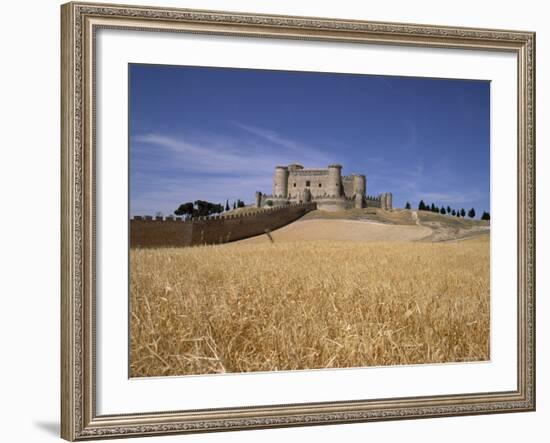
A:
[306,181,311,187]
[293,183,296,187]
[318,183,322,187]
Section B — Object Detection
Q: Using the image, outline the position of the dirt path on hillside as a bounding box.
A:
[418,222,490,242]
[235,219,432,244]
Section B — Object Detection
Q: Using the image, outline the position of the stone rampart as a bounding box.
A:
[130,202,316,248]
[366,195,382,208]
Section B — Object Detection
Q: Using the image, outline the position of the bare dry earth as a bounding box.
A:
[415,211,490,242]
[238,219,431,244]
[237,209,489,244]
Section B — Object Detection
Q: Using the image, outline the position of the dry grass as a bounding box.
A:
[130,235,490,377]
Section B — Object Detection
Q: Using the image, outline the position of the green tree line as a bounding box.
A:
[174,199,245,218]
[404,200,490,220]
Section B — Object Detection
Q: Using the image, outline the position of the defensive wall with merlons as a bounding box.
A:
[130,202,316,248]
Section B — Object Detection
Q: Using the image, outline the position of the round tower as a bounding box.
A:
[353,174,366,208]
[385,192,393,210]
[353,174,366,196]
[273,166,289,198]
[379,193,387,210]
[327,164,342,197]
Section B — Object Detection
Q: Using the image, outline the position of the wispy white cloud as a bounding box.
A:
[131,125,487,215]
[131,125,337,214]
[232,123,303,151]
[133,133,276,175]
[232,122,334,164]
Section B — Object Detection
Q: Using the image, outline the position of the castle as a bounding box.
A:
[130,163,393,248]
[255,164,392,212]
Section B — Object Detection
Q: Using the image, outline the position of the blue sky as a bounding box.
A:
[129,64,490,216]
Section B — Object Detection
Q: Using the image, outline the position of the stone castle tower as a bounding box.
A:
[256,163,392,211]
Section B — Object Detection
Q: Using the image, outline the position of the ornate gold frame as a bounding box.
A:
[61,2,536,440]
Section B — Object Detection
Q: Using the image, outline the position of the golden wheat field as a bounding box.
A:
[130,236,490,377]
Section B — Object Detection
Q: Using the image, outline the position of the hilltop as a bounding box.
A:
[236,208,489,244]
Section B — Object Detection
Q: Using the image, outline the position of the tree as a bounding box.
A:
[225,199,230,211]
[481,211,491,221]
[175,200,224,218]
[460,208,466,217]
[405,202,411,210]
[194,200,209,216]
[265,200,273,207]
[447,205,451,214]
[468,207,476,218]
[174,202,194,217]
[430,203,436,212]
[418,200,426,211]
[451,209,456,216]
[233,201,236,210]
[237,199,245,208]
[440,207,446,215]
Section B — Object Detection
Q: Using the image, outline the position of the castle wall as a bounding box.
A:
[264,164,389,211]
[130,216,194,248]
[342,176,354,198]
[366,195,382,208]
[287,169,330,199]
[130,203,316,248]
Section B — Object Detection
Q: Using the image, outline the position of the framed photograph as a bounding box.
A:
[61,1,535,440]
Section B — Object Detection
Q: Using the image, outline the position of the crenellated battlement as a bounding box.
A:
[131,202,316,225]
[130,202,317,248]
